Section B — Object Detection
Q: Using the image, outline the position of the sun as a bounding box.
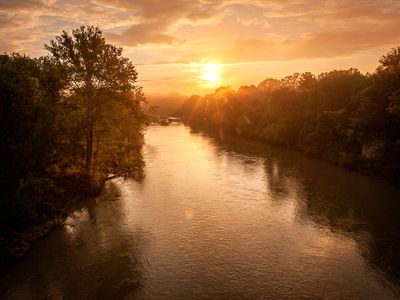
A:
[201,64,220,83]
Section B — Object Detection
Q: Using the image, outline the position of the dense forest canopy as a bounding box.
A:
[175,47,400,184]
[0,26,146,232]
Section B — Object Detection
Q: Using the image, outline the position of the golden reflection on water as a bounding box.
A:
[64,208,89,235]
[1,124,400,299]
[112,124,400,298]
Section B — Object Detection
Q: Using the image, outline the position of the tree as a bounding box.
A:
[45,26,140,177]
[0,54,63,191]
[176,46,400,183]
[0,54,66,226]
[378,46,400,74]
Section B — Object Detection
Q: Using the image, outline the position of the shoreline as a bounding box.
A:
[186,122,400,186]
[0,194,93,266]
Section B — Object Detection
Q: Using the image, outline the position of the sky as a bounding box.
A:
[1,0,400,95]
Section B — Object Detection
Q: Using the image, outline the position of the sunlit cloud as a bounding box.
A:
[1,0,399,94]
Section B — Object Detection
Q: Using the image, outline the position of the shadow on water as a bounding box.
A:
[0,180,148,300]
[195,127,400,291]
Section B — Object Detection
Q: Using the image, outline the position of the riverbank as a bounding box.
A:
[0,152,146,265]
[187,123,400,186]
[175,50,400,187]
[0,193,89,265]
[0,46,146,266]
[0,217,65,264]
[0,197,73,266]
[0,170,145,265]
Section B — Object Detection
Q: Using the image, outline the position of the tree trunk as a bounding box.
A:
[94,125,100,169]
[85,121,93,176]
[85,86,94,176]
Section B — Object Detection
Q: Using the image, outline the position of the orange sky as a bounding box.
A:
[1,0,400,95]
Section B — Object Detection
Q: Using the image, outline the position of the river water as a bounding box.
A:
[1,124,400,299]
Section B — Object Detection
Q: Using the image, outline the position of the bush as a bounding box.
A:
[14,177,62,226]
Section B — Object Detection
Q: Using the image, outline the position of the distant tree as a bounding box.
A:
[45,26,141,177]
[281,73,301,88]
[298,72,317,90]
[378,46,400,73]
[176,46,400,183]
[257,78,281,91]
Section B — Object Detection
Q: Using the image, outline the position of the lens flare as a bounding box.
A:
[185,209,194,221]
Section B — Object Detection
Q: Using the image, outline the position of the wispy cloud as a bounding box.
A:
[1,0,398,93]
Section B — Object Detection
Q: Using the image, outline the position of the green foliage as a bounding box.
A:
[45,26,143,177]
[177,46,400,184]
[0,26,146,229]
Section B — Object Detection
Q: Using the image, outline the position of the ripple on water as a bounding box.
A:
[1,124,400,299]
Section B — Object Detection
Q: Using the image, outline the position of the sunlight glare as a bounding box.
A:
[202,64,220,83]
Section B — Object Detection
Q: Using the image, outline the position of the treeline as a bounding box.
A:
[0,26,146,230]
[146,93,186,118]
[175,47,400,184]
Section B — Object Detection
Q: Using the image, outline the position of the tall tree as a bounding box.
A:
[45,26,139,176]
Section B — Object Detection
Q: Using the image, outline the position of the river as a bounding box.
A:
[1,124,400,299]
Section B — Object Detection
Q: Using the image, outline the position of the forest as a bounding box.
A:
[0,26,146,259]
[175,47,400,184]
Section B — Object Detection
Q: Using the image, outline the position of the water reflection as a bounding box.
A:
[0,181,147,299]
[1,124,400,299]
[205,128,400,293]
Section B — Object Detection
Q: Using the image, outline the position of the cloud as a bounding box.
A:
[296,23,400,58]
[106,21,178,46]
[164,0,400,63]
[0,0,399,62]
[98,0,227,46]
[0,0,48,11]
[0,12,30,29]
[210,20,400,63]
[94,0,224,20]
